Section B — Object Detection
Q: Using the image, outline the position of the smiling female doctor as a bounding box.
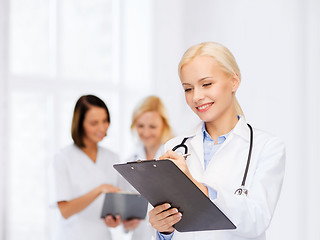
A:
[149,42,285,240]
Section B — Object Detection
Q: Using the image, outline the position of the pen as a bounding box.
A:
[181,153,191,159]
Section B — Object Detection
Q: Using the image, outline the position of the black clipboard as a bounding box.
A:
[113,159,236,232]
[100,193,148,220]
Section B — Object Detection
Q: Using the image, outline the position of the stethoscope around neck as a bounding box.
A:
[172,123,253,196]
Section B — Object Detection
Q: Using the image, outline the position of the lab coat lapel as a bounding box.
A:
[189,125,205,170]
[205,117,250,170]
[232,117,250,142]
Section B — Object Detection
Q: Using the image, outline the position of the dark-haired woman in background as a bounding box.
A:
[49,95,124,240]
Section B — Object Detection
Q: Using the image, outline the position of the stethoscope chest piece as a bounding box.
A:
[234,186,248,196]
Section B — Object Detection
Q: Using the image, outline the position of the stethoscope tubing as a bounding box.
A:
[241,124,253,188]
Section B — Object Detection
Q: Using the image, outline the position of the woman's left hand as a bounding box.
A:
[103,215,121,228]
[122,219,141,231]
[159,150,192,179]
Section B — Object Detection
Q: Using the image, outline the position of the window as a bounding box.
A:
[5,0,125,239]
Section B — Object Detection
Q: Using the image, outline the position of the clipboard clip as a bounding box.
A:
[126,159,159,169]
[126,159,157,164]
[126,155,191,170]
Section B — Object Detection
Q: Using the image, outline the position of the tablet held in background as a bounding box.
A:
[100,192,148,220]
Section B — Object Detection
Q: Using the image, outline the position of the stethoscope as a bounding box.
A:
[172,123,253,196]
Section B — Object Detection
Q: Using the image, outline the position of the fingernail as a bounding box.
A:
[178,213,182,217]
[166,203,171,208]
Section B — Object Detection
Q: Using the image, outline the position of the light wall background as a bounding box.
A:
[1,0,320,239]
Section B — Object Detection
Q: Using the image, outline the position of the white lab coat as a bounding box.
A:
[49,144,120,240]
[124,144,164,240]
[162,117,285,240]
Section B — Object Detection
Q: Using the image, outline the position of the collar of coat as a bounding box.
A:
[183,116,251,143]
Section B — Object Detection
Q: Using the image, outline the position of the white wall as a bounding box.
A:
[0,0,8,238]
[304,0,320,239]
[152,0,200,137]
[152,0,320,239]
[119,0,155,159]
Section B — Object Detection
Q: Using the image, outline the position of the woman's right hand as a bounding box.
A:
[103,215,122,228]
[159,150,192,178]
[149,203,182,233]
[98,184,120,194]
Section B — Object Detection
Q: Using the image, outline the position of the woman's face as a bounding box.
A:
[82,106,109,145]
[180,55,239,124]
[135,111,164,149]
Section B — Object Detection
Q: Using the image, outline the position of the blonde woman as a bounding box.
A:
[125,95,173,240]
[149,42,285,240]
[130,95,173,160]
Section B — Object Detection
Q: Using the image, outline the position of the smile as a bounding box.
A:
[196,103,213,112]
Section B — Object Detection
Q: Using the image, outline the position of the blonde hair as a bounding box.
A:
[178,42,244,116]
[131,96,173,144]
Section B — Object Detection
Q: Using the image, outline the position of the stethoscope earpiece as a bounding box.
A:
[172,137,189,155]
